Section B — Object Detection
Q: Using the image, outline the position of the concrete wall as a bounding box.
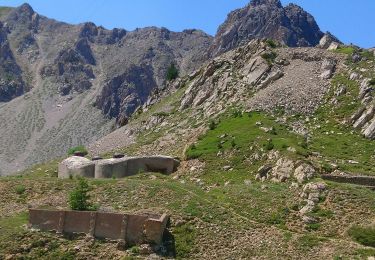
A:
[29,209,169,246]
[58,155,180,179]
[321,174,375,186]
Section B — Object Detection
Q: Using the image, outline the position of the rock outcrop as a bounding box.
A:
[349,78,375,139]
[210,0,323,56]
[179,39,341,117]
[318,32,342,50]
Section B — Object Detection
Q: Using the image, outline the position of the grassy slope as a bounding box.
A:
[1,48,375,259]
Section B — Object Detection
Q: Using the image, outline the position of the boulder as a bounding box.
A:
[318,32,342,49]
[271,158,294,182]
[294,164,316,183]
[363,118,375,139]
[58,156,95,178]
[353,106,375,129]
[256,165,272,180]
[320,59,336,79]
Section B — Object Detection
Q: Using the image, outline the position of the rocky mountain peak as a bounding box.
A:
[209,0,323,56]
[251,0,282,8]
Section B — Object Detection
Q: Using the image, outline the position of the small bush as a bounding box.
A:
[269,127,277,135]
[209,120,217,130]
[67,146,88,156]
[231,139,236,148]
[348,225,375,247]
[306,223,321,231]
[264,139,274,151]
[261,51,277,64]
[68,177,97,211]
[166,63,178,81]
[369,78,375,86]
[232,109,243,118]
[15,185,26,195]
[321,163,333,173]
[266,39,277,48]
[129,246,140,255]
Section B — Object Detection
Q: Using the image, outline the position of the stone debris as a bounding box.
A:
[299,182,327,216]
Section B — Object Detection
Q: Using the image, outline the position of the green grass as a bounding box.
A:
[298,234,327,249]
[333,46,356,55]
[173,224,197,259]
[0,212,28,240]
[186,111,307,162]
[348,225,375,247]
[67,145,88,156]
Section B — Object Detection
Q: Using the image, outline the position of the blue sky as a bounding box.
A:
[0,0,374,48]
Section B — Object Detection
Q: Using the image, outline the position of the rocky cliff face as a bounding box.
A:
[210,0,323,56]
[0,21,27,102]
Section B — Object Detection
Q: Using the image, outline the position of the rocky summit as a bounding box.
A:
[210,0,323,56]
[1,1,375,259]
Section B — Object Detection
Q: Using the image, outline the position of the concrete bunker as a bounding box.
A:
[58,155,180,179]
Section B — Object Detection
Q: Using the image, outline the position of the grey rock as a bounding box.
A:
[210,0,323,56]
[294,164,316,184]
[318,32,342,49]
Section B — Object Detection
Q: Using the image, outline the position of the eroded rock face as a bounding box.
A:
[95,65,157,120]
[210,0,323,56]
[349,77,375,139]
[179,39,341,117]
[0,22,27,102]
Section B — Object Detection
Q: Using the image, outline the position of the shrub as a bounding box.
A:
[266,39,277,48]
[348,225,375,247]
[209,120,217,130]
[231,139,236,148]
[67,146,88,156]
[264,139,274,151]
[369,78,375,86]
[261,51,277,64]
[269,127,277,135]
[232,109,243,118]
[68,177,97,211]
[306,223,321,231]
[166,63,178,81]
[15,185,26,195]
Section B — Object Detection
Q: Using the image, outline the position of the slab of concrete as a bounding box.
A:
[58,156,95,179]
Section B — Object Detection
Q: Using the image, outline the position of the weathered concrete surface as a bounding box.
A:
[58,156,95,179]
[29,209,169,246]
[321,174,375,187]
[95,158,128,178]
[58,155,180,179]
[95,156,180,178]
